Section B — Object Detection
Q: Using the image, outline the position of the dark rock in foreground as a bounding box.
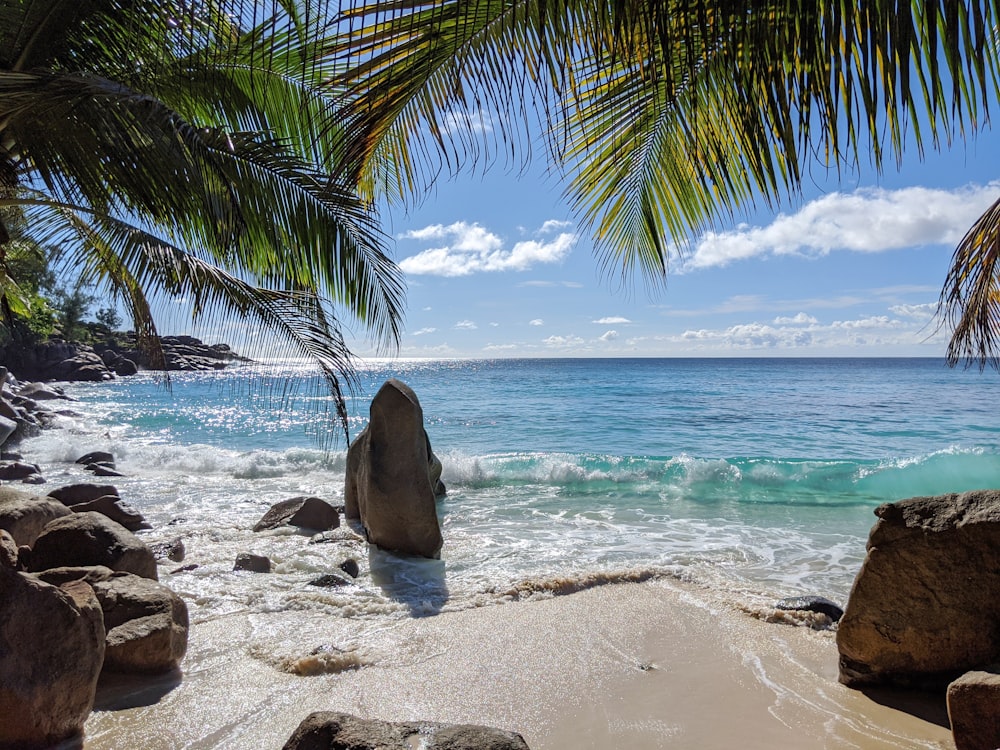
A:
[0,531,105,750]
[837,490,1000,688]
[282,711,530,750]
[948,667,1000,750]
[345,379,443,559]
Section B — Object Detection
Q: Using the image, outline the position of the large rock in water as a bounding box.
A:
[837,490,1000,688]
[28,511,158,580]
[0,531,106,749]
[344,380,443,558]
[282,711,531,750]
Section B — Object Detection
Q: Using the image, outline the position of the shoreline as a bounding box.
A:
[81,576,952,750]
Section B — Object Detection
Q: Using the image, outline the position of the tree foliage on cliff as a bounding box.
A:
[325,0,1000,367]
[0,0,406,437]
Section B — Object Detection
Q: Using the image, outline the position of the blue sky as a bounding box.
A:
[338,126,1000,359]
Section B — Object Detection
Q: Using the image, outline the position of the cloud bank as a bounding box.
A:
[681,183,1000,271]
[399,221,576,276]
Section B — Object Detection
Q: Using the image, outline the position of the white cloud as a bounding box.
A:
[454,320,478,330]
[490,322,500,327]
[831,315,904,330]
[529,319,544,326]
[438,110,494,136]
[680,183,1000,271]
[773,313,818,325]
[593,316,631,324]
[599,330,619,342]
[675,310,946,352]
[412,327,437,336]
[399,221,576,277]
[889,302,937,319]
[538,219,573,235]
[483,343,519,352]
[543,334,585,348]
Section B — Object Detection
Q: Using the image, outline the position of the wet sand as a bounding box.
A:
[83,578,953,749]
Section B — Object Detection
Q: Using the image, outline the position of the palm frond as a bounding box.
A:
[940,197,1000,370]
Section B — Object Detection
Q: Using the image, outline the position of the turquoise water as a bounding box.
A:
[21,357,1000,616]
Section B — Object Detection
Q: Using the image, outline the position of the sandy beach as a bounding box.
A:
[82,576,953,749]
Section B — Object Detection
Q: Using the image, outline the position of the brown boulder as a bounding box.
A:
[28,512,158,580]
[91,573,189,674]
[0,487,72,546]
[344,380,443,558]
[253,496,340,533]
[0,531,105,749]
[282,712,530,750]
[837,490,1000,688]
[948,667,1000,750]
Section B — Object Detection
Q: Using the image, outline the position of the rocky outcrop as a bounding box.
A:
[28,512,158,580]
[92,572,189,674]
[1,341,114,382]
[32,566,189,675]
[253,496,340,533]
[948,667,1000,750]
[95,334,249,372]
[0,487,72,546]
[282,712,531,750]
[837,490,1000,688]
[0,531,106,750]
[0,335,248,385]
[344,380,443,559]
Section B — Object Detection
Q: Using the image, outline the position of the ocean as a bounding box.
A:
[18,357,1000,633]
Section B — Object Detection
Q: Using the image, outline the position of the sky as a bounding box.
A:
[332,125,1000,360]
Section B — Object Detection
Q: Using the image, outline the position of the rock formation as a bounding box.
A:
[253,496,340,532]
[92,572,189,674]
[28,512,158,580]
[948,667,1000,750]
[282,712,530,750]
[837,490,1000,688]
[0,531,106,749]
[344,379,443,558]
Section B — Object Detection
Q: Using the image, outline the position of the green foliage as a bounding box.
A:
[0,0,407,439]
[51,285,97,342]
[95,306,122,331]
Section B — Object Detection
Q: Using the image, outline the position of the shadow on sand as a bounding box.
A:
[93,668,183,711]
[368,546,449,617]
[860,685,951,729]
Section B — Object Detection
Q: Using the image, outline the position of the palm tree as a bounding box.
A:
[0,0,406,438]
[325,0,1000,367]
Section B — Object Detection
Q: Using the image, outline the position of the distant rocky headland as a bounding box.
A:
[0,334,249,383]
